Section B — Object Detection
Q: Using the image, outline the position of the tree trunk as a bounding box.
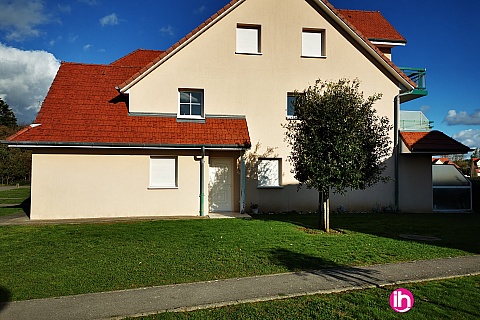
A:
[318,190,330,232]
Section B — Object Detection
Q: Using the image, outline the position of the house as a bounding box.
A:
[3,0,471,219]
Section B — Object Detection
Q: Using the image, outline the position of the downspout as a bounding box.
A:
[194,147,206,217]
[199,146,205,217]
[240,150,246,214]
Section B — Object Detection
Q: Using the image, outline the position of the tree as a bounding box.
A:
[283,79,392,231]
[0,98,17,128]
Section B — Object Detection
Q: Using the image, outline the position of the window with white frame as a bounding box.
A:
[258,158,281,187]
[150,157,178,188]
[179,89,204,118]
[236,24,261,54]
[302,29,325,58]
[287,94,296,118]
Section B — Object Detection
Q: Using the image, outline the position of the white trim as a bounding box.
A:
[371,40,406,47]
[119,0,247,93]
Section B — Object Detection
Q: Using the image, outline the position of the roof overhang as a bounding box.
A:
[400,131,473,155]
[1,140,250,151]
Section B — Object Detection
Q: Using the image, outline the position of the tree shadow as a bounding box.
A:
[268,248,382,287]
[0,286,12,308]
[255,212,480,254]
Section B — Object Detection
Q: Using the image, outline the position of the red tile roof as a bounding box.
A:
[110,49,164,67]
[337,10,406,43]
[118,0,416,91]
[401,131,472,154]
[7,61,250,148]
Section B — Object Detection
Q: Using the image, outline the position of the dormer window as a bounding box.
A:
[178,89,204,119]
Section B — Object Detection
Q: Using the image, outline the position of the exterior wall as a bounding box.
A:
[398,152,433,213]
[30,149,216,219]
[128,0,400,213]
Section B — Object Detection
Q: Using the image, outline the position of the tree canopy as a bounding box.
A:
[283,79,392,230]
[0,98,17,128]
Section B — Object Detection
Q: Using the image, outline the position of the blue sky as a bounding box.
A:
[0,0,479,150]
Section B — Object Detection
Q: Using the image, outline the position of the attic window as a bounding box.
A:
[178,89,204,119]
[236,24,261,55]
[302,29,325,58]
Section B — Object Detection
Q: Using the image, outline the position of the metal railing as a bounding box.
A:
[399,67,427,90]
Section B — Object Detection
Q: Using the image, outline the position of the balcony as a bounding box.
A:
[399,67,428,103]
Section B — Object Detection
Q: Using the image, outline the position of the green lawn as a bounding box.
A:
[0,211,478,302]
[0,187,30,217]
[132,275,480,320]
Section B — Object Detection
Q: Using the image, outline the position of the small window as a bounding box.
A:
[302,29,325,58]
[179,89,204,119]
[258,158,281,187]
[150,157,178,188]
[236,24,261,54]
[287,94,296,118]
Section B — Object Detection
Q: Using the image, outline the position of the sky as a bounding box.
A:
[0,0,479,151]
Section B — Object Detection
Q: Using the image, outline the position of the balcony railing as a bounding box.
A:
[399,67,427,90]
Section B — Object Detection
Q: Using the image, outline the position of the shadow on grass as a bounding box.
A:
[1,197,30,218]
[253,212,480,255]
[269,248,382,287]
[0,286,11,306]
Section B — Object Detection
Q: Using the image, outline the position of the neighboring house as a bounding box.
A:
[3,0,471,219]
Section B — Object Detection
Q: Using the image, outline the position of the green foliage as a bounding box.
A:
[283,79,392,195]
[0,98,17,128]
[0,99,32,185]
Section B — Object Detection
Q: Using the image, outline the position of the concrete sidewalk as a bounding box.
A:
[1,255,479,320]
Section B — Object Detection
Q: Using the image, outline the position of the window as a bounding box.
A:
[179,90,204,118]
[236,24,261,54]
[258,158,281,187]
[150,157,178,188]
[287,94,296,118]
[302,29,325,58]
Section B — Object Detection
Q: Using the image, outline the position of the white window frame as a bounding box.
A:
[302,29,326,58]
[257,158,282,188]
[149,157,178,189]
[236,24,261,55]
[178,89,204,119]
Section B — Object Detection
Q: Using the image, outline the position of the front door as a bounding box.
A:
[209,158,233,212]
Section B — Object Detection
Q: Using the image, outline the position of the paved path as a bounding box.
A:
[0,255,479,320]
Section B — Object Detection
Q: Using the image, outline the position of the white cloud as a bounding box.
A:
[444,109,480,126]
[99,13,119,27]
[0,0,50,41]
[83,44,92,51]
[453,129,480,149]
[420,105,430,114]
[0,43,60,123]
[160,25,175,37]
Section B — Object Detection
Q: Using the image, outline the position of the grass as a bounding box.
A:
[0,187,30,217]
[131,275,480,319]
[0,211,478,302]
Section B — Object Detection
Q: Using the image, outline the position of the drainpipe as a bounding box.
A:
[200,146,205,217]
[194,147,206,217]
[240,150,246,214]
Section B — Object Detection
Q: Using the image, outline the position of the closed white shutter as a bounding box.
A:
[236,26,259,54]
[258,159,280,187]
[302,31,322,57]
[150,157,177,188]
